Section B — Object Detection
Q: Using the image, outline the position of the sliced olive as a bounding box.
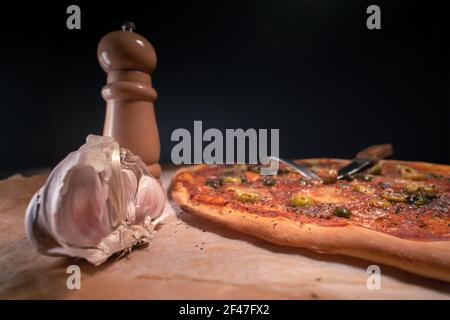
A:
[406,187,437,206]
[235,164,248,172]
[334,207,352,218]
[234,190,262,203]
[368,163,382,175]
[382,191,407,203]
[407,193,430,206]
[262,177,277,187]
[423,184,438,194]
[427,172,443,180]
[221,176,242,184]
[368,198,392,209]
[403,184,419,193]
[290,194,315,207]
[222,169,234,176]
[353,184,371,194]
[205,179,221,188]
[356,174,373,182]
[398,165,427,181]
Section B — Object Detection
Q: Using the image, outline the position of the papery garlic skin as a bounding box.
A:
[25,135,166,265]
[56,165,112,247]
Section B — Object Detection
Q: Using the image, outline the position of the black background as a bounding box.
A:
[0,0,449,177]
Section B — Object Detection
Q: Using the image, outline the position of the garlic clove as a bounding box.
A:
[55,165,112,248]
[135,175,165,222]
[121,168,138,223]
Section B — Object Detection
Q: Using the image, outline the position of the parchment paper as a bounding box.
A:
[0,168,449,299]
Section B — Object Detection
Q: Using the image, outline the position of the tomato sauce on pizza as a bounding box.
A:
[177,160,450,241]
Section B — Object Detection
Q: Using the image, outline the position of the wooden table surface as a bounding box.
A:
[1,167,449,299]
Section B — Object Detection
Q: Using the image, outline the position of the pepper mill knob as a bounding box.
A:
[98,22,161,178]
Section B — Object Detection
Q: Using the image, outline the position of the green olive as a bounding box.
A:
[368,198,392,209]
[234,190,262,203]
[353,184,370,194]
[427,172,443,180]
[408,194,430,206]
[221,176,242,184]
[235,164,248,172]
[423,184,437,194]
[290,194,315,207]
[382,191,407,203]
[334,207,352,218]
[357,174,373,182]
[368,163,382,175]
[403,184,419,193]
[405,186,437,206]
[398,165,427,181]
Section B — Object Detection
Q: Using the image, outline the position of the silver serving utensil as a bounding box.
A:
[267,156,321,181]
[337,144,393,179]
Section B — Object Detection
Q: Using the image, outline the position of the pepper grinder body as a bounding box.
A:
[98,25,161,178]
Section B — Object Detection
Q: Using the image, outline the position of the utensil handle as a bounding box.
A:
[356,144,393,161]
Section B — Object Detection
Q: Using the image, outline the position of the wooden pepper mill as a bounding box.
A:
[98,22,161,178]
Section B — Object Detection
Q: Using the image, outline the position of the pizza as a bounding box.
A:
[171,159,450,282]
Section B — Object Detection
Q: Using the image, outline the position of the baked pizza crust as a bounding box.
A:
[171,160,450,282]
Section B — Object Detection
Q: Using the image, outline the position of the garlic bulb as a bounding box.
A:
[25,135,166,265]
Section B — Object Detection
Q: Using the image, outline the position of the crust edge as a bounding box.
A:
[170,161,450,282]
